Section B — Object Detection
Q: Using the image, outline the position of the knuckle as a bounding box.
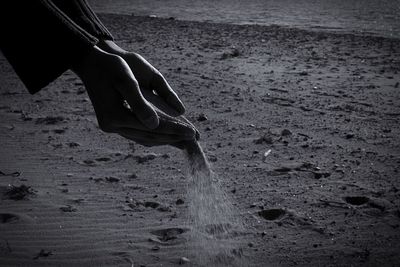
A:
[120,79,140,96]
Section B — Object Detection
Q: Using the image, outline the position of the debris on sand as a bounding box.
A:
[5,185,35,200]
[59,205,77,212]
[176,198,185,205]
[207,154,218,162]
[33,249,53,260]
[134,153,157,163]
[143,201,172,212]
[95,157,111,162]
[298,71,308,76]
[150,228,187,242]
[344,196,369,206]
[53,129,66,134]
[254,134,274,144]
[220,47,241,59]
[0,170,20,177]
[83,160,96,166]
[281,129,292,136]
[313,171,331,179]
[35,116,65,125]
[151,245,160,251]
[0,213,19,224]
[67,142,80,148]
[273,162,318,173]
[197,113,208,122]
[263,149,272,161]
[128,173,138,179]
[179,257,190,264]
[105,177,120,183]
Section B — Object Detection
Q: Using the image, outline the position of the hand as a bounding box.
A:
[72,46,197,147]
[97,40,185,117]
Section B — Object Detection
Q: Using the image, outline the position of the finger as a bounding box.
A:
[113,108,196,139]
[118,74,159,129]
[157,115,196,139]
[179,116,201,140]
[141,89,181,117]
[151,73,185,115]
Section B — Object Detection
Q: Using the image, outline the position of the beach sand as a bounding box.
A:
[0,14,399,266]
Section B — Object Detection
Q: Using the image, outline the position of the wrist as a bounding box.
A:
[97,39,127,56]
[71,46,104,78]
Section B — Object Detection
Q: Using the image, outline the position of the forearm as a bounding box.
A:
[0,0,98,93]
[52,0,113,41]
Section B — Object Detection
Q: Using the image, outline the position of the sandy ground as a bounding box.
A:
[1,14,400,267]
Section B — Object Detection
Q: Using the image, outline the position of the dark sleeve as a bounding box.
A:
[51,0,114,41]
[0,0,99,94]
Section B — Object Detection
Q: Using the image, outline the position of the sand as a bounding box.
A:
[0,14,400,266]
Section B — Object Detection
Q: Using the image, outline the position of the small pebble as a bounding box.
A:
[105,177,120,183]
[179,257,190,264]
[197,114,208,122]
[281,129,292,136]
[151,245,160,251]
[261,231,267,237]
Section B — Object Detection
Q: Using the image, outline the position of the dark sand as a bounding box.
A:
[0,14,400,266]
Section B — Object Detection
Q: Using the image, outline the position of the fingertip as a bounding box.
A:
[173,121,196,140]
[167,95,186,115]
[175,100,186,115]
[176,103,186,115]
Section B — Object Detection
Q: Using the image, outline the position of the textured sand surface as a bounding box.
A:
[1,14,400,266]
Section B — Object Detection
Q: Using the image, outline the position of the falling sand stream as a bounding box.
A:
[140,90,246,265]
[184,141,245,266]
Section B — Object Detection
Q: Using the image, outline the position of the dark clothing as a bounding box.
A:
[0,0,113,94]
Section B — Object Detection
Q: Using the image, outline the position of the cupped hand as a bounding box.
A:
[97,40,185,117]
[72,46,197,148]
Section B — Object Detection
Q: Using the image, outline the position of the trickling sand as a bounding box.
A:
[185,141,245,266]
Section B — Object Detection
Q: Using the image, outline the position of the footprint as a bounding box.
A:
[0,213,19,223]
[95,157,111,162]
[344,196,369,206]
[150,227,188,242]
[5,185,35,200]
[258,208,286,221]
